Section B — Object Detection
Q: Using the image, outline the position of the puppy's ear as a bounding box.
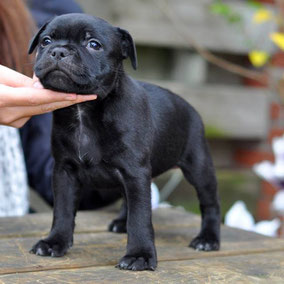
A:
[117,28,138,70]
[28,21,50,54]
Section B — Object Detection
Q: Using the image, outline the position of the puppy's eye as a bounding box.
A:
[41,36,52,47]
[87,39,102,51]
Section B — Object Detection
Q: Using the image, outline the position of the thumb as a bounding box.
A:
[32,74,43,89]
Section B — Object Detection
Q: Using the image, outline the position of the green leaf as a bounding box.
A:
[228,13,242,23]
[210,0,243,24]
[247,0,264,9]
[210,2,231,17]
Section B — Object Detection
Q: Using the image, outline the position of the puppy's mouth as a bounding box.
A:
[45,69,73,91]
[38,68,72,93]
[35,62,94,93]
[44,69,74,83]
[47,69,67,76]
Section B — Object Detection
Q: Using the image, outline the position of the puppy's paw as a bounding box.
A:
[108,219,127,233]
[30,238,72,257]
[189,235,220,251]
[116,255,157,271]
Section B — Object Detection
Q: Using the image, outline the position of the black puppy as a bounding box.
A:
[29,13,220,271]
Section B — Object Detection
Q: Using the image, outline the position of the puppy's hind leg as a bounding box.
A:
[108,200,127,233]
[178,138,220,251]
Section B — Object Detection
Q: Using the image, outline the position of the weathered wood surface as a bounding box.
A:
[151,81,270,139]
[77,0,276,53]
[0,208,283,283]
[1,252,283,284]
[0,208,199,238]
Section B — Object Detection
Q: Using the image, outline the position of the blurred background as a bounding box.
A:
[70,0,284,234]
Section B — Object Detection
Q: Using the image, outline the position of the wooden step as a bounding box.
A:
[78,0,276,53]
[149,80,270,139]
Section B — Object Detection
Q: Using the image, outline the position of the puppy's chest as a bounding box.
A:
[68,105,124,165]
[74,105,92,161]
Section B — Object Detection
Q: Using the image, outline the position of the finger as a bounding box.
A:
[31,74,44,89]
[77,95,98,101]
[0,95,97,125]
[0,107,30,127]
[17,101,80,116]
[9,117,30,128]
[0,65,33,87]
[39,95,98,113]
[6,95,97,118]
[0,85,84,107]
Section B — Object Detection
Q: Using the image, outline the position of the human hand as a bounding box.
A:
[0,65,97,128]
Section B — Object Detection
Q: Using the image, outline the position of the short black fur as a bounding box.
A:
[29,14,220,271]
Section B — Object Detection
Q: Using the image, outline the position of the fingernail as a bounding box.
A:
[65,94,77,100]
[33,81,43,89]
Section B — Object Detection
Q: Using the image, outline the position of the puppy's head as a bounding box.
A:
[29,13,137,97]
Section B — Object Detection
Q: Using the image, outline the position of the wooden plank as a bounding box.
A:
[0,210,115,239]
[0,221,282,275]
[0,208,200,239]
[0,251,283,283]
[77,0,276,53]
[150,81,270,139]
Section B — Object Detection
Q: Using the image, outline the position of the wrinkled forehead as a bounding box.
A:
[43,14,115,41]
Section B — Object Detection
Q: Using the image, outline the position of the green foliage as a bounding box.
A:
[210,0,231,16]
[247,0,264,9]
[210,0,242,24]
[204,125,228,139]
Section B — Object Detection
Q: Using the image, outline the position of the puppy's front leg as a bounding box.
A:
[30,166,79,257]
[116,170,157,271]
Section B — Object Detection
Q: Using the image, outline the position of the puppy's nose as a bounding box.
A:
[50,47,69,60]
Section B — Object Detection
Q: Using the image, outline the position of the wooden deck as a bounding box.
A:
[0,207,283,283]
